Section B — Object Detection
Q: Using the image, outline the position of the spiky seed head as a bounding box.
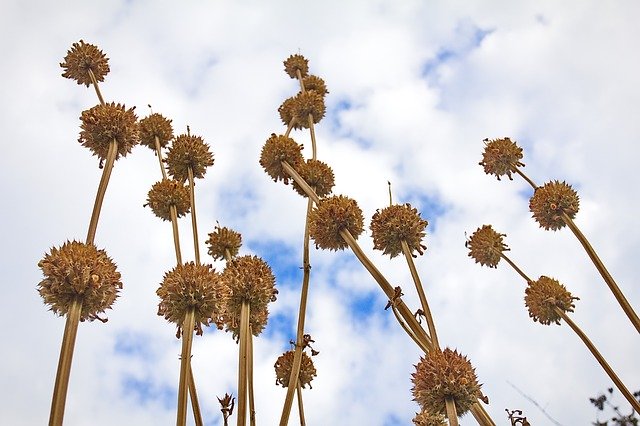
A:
[479,137,525,180]
[412,348,482,416]
[370,203,428,258]
[292,159,335,198]
[467,225,509,268]
[412,411,447,426]
[79,102,139,162]
[309,195,364,251]
[37,240,122,321]
[156,262,222,336]
[278,96,301,129]
[139,113,174,150]
[529,180,580,231]
[274,350,317,389]
[292,91,326,128]
[206,224,242,261]
[165,133,214,182]
[284,54,309,79]
[259,133,304,184]
[60,40,110,86]
[302,75,329,97]
[221,255,277,315]
[145,179,190,221]
[525,276,578,325]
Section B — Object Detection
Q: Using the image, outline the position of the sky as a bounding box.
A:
[1,0,639,425]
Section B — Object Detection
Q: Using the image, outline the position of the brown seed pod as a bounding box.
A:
[221,255,277,315]
[292,159,335,198]
[139,113,174,150]
[466,225,509,268]
[302,75,329,97]
[479,137,525,180]
[412,411,447,426]
[292,91,326,128]
[412,348,482,416]
[78,102,139,162]
[370,203,428,258]
[274,350,317,389]
[529,180,580,231]
[145,179,190,221]
[284,54,309,79]
[525,276,578,325]
[37,240,122,322]
[60,40,110,86]
[259,133,304,184]
[165,133,214,182]
[309,195,364,251]
[206,224,242,261]
[278,96,303,130]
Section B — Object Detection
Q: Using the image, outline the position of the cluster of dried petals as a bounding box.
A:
[221,255,277,318]
[139,113,174,150]
[292,91,326,128]
[370,203,428,258]
[466,225,509,268]
[145,179,190,221]
[278,97,303,130]
[529,181,580,231]
[479,137,525,180]
[309,195,364,251]
[525,276,578,325]
[79,102,139,162]
[274,350,317,389]
[156,262,222,336]
[206,224,242,261]
[37,240,122,321]
[60,40,110,86]
[165,133,214,182]
[302,75,329,97]
[412,348,482,416]
[292,159,335,198]
[412,411,447,426]
[259,133,304,184]
[284,54,309,79]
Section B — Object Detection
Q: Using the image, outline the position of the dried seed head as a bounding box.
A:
[139,113,174,150]
[467,225,509,268]
[60,40,110,86]
[259,133,304,184]
[292,159,335,198]
[145,179,190,221]
[156,262,222,336]
[309,195,364,251]
[479,137,524,180]
[222,304,269,340]
[412,411,447,426]
[221,255,277,315]
[79,102,139,162]
[37,240,122,321]
[529,180,580,231]
[284,54,309,79]
[292,91,326,128]
[302,75,329,97]
[525,276,578,325]
[412,348,482,416]
[278,96,301,129]
[165,133,214,182]
[274,350,317,389]
[206,224,242,261]
[370,203,428,258]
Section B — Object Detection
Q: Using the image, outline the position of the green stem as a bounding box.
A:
[86,139,117,245]
[177,309,196,426]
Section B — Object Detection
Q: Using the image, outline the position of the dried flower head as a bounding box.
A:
[412,411,447,426]
[292,91,326,128]
[529,180,580,231]
[371,203,428,258]
[156,262,222,336]
[467,225,509,268]
[278,97,305,130]
[165,133,214,182]
[222,304,270,340]
[284,54,309,79]
[206,224,242,261]
[79,102,139,162]
[139,113,174,150]
[221,255,277,315]
[292,159,335,198]
[479,137,525,180]
[259,133,304,184]
[37,240,122,321]
[302,75,329,97]
[274,350,317,389]
[145,179,190,221]
[525,276,578,325]
[60,40,110,86]
[412,348,482,416]
[309,195,364,251]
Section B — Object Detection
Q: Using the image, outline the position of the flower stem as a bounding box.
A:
[296,381,306,426]
[470,403,496,426]
[390,305,429,353]
[48,298,82,426]
[247,328,256,426]
[188,366,204,426]
[169,205,183,265]
[445,397,459,426]
[87,69,105,106]
[237,301,250,426]
[514,168,538,190]
[177,309,196,426]
[154,135,168,180]
[86,139,117,245]
[187,167,201,266]
[500,253,532,283]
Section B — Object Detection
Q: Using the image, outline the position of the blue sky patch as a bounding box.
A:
[114,330,155,360]
[121,374,174,408]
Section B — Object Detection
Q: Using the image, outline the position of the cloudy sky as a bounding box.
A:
[2,0,639,425]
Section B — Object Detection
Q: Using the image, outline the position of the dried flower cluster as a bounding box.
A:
[292,159,335,198]
[139,113,174,150]
[467,225,509,268]
[60,40,110,86]
[524,276,579,325]
[309,195,364,251]
[302,75,329,96]
[529,180,580,231]
[283,54,309,79]
[145,179,191,221]
[291,91,326,128]
[165,133,214,182]
[479,137,524,181]
[206,224,242,261]
[259,133,304,184]
[412,411,447,426]
[79,102,139,161]
[274,350,317,389]
[371,203,428,258]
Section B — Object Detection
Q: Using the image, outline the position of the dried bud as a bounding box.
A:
[79,102,139,162]
[370,203,428,258]
[525,276,578,325]
[309,195,364,251]
[206,224,242,261]
[284,54,309,79]
[467,225,509,268]
[412,411,447,426]
[37,240,122,321]
[145,179,190,221]
[278,97,300,129]
[139,113,174,150]
[165,133,214,182]
[60,40,110,86]
[529,181,580,231]
[292,91,326,128]
[479,137,524,180]
[221,255,277,314]
[259,134,304,184]
[274,350,317,389]
[292,159,335,198]
[302,75,329,97]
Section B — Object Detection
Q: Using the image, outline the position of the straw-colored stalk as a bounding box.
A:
[296,382,306,426]
[445,397,459,426]
[177,309,196,426]
[237,301,251,426]
[248,327,256,426]
[187,167,201,265]
[154,135,168,180]
[86,139,118,245]
[87,69,105,106]
[188,367,204,426]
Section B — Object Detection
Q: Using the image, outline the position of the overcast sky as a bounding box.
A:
[1,1,639,425]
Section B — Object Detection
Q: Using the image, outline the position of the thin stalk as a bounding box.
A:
[470,403,496,426]
[500,253,532,283]
[154,135,168,180]
[391,305,429,354]
[169,205,183,265]
[48,298,82,426]
[445,397,459,426]
[247,329,256,426]
[177,309,196,426]
[237,302,250,426]
[561,212,640,334]
[281,161,319,205]
[86,139,117,245]
[555,308,640,412]
[188,367,204,426]
[187,167,201,265]
[87,69,105,106]
[296,382,306,426]
[514,168,538,190]
[285,118,296,138]
[307,114,317,160]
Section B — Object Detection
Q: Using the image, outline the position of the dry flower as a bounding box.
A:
[139,113,174,150]
[302,75,328,97]
[292,91,326,128]
[78,102,139,162]
[222,302,270,340]
[60,40,110,86]
[467,225,509,268]
[145,179,190,221]
[259,133,304,184]
[524,275,578,325]
[479,137,524,180]
[165,133,214,182]
[309,195,364,251]
[221,255,277,315]
[529,180,580,231]
[37,240,122,321]
[206,224,242,261]
[370,203,428,258]
[412,411,447,426]
[278,96,300,129]
[274,350,317,389]
[284,54,309,79]
[292,159,335,198]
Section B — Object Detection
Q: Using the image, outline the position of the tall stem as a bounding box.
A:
[188,367,204,426]
[296,382,306,426]
[169,205,183,265]
[445,397,459,426]
[514,168,538,190]
[390,305,429,354]
[154,135,168,180]
[86,140,117,245]
[87,69,105,106]
[500,253,532,283]
[187,167,201,265]
[247,329,256,426]
[470,403,496,426]
[177,309,196,426]
[237,302,250,426]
